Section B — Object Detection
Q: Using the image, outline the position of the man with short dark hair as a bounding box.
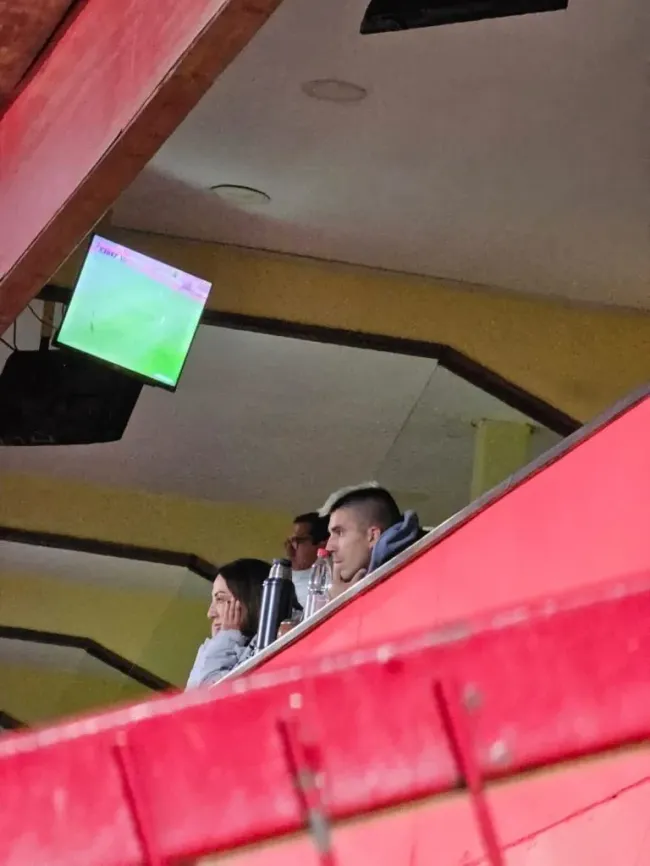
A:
[323,483,423,599]
[285,511,330,607]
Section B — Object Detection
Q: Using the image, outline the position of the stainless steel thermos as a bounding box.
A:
[256,557,293,651]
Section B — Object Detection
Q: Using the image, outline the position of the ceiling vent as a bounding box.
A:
[360,0,568,34]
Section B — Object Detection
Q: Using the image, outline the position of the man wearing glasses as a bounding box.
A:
[284,512,329,607]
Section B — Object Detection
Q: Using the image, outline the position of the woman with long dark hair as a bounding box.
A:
[186,558,269,689]
[186,558,302,688]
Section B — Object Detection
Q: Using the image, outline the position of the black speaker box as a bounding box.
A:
[361,0,568,34]
[0,350,142,446]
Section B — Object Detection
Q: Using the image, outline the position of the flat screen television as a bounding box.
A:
[56,236,211,390]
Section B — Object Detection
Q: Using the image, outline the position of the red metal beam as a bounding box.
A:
[1,569,650,865]
[0,0,75,106]
[0,0,285,331]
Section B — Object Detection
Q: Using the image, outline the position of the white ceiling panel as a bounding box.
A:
[113,0,649,307]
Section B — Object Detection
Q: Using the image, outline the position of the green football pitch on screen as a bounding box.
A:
[57,237,211,388]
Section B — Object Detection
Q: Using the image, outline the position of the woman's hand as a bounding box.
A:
[221,599,243,631]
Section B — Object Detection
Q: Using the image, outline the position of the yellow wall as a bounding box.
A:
[54,229,650,421]
[0,569,207,684]
[470,420,533,500]
[0,472,292,562]
[0,662,147,724]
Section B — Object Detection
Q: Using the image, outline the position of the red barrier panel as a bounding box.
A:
[2,568,650,865]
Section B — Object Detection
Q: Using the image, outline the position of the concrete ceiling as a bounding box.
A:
[0,308,560,526]
[112,0,649,309]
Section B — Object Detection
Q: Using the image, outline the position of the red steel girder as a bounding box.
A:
[0,0,284,330]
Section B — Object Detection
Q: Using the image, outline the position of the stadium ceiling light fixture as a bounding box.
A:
[301,79,368,103]
[209,184,271,206]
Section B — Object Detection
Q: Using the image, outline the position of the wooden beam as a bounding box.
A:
[0,0,285,331]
